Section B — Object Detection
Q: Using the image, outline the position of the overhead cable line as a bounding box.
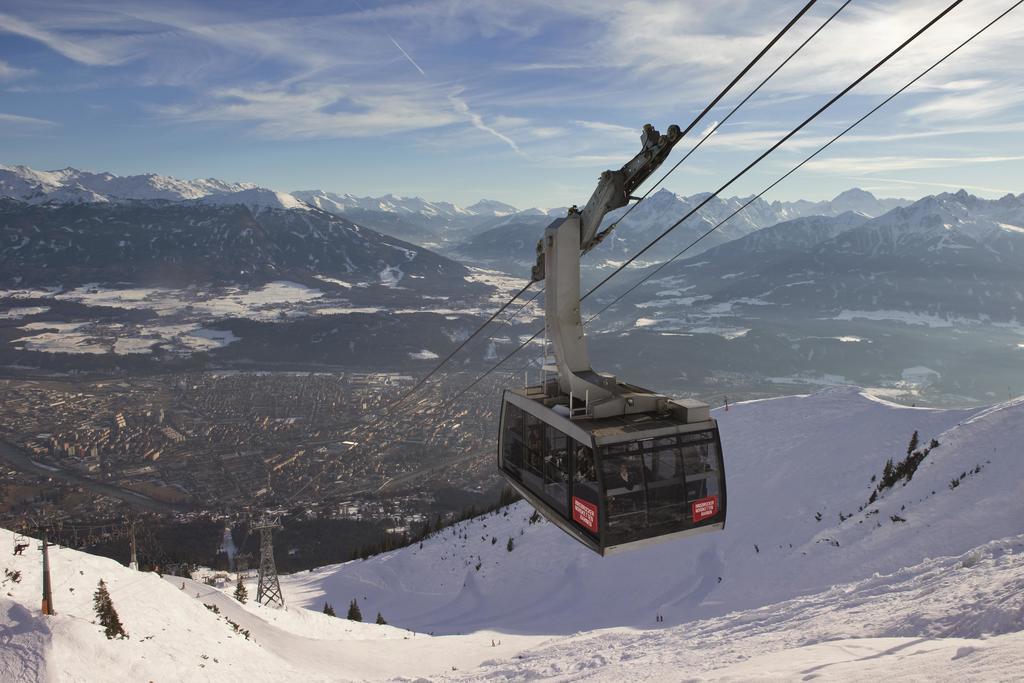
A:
[585,0,1024,326]
[283,0,908,505]
[462,1,842,380]
[672,1,821,139]
[593,0,853,248]
[386,0,820,410]
[582,0,963,303]
[446,0,967,403]
[392,279,535,407]
[451,0,848,393]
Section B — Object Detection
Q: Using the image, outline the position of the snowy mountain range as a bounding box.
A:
[3,388,1022,679]
[0,164,522,220]
[603,189,1024,328]
[453,187,912,272]
[3,161,1021,399]
[0,163,909,258]
[293,189,519,219]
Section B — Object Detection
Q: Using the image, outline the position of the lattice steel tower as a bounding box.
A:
[255,517,284,608]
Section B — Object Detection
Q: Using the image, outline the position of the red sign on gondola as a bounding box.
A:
[691,495,718,522]
[572,496,599,533]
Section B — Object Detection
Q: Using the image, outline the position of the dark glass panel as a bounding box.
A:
[500,403,524,480]
[541,425,569,514]
[522,411,544,492]
[642,441,687,527]
[601,444,647,543]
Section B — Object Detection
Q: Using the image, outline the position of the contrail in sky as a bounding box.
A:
[450,94,524,155]
[387,33,426,76]
[351,0,425,76]
[351,0,521,155]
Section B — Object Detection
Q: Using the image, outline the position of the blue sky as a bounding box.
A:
[1,0,1022,208]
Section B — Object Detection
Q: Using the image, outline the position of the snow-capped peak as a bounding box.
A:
[0,163,301,212]
[196,187,306,211]
[465,199,519,216]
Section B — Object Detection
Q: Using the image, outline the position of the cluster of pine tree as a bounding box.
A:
[868,431,940,504]
[351,487,521,560]
[93,580,127,639]
[323,600,386,625]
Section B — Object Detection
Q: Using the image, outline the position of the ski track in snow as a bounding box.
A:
[445,535,1024,681]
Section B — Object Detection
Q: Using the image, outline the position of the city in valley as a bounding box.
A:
[0,370,500,571]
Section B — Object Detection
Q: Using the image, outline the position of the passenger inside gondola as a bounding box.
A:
[602,447,647,541]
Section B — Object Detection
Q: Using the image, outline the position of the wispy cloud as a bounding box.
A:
[805,154,1024,175]
[0,12,132,66]
[905,84,1024,122]
[0,58,33,80]
[158,83,461,138]
[0,111,59,130]
[572,120,639,140]
[2,0,1022,205]
[847,175,1016,196]
[499,62,591,72]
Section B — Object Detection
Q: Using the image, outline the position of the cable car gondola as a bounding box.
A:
[497,124,726,555]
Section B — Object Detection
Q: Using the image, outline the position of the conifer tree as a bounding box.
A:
[880,458,895,490]
[323,602,336,617]
[93,579,127,639]
[234,576,248,604]
[347,598,362,622]
[506,537,514,552]
[376,611,386,625]
[907,430,919,458]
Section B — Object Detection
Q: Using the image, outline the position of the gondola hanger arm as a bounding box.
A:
[531,123,681,283]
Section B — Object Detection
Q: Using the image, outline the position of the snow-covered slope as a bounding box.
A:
[4,528,1022,681]
[283,388,1024,636]
[3,388,1023,681]
[0,527,543,681]
[459,535,1024,680]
